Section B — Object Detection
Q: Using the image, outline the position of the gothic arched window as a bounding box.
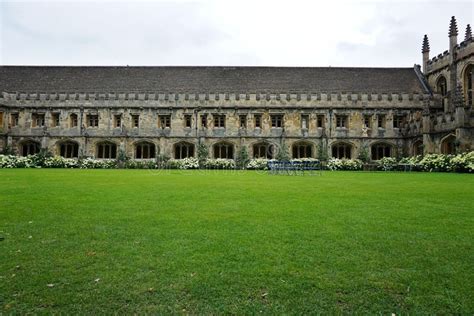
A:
[135,142,156,159]
[371,143,393,160]
[253,142,274,159]
[437,76,448,108]
[292,142,313,159]
[331,142,352,159]
[174,142,195,159]
[97,142,117,159]
[21,141,40,156]
[464,64,473,108]
[59,141,79,158]
[213,142,234,159]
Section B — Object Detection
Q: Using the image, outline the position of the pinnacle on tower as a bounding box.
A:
[449,16,458,36]
[465,24,472,41]
[422,34,430,53]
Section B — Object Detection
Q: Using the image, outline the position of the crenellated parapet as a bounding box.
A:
[0,91,430,110]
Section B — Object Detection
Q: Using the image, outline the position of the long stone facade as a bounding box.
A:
[0,16,472,161]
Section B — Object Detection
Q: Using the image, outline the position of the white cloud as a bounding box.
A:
[0,0,472,66]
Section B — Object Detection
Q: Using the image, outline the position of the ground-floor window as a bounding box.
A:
[292,142,313,159]
[136,142,156,159]
[413,140,423,156]
[371,143,392,160]
[332,143,352,159]
[175,142,195,159]
[440,135,456,154]
[60,142,79,158]
[253,142,274,159]
[213,142,234,159]
[97,142,117,159]
[21,141,40,156]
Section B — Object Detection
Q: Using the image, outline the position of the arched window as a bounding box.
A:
[331,142,352,159]
[174,142,195,159]
[441,135,456,154]
[21,141,40,156]
[59,141,79,158]
[96,142,117,159]
[371,143,392,160]
[213,142,234,159]
[253,142,274,159]
[436,76,448,108]
[135,142,156,159]
[464,64,473,108]
[292,142,313,158]
[413,140,424,156]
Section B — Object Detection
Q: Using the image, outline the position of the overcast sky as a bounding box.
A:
[0,0,472,67]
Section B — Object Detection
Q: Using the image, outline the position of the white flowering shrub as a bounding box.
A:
[327,158,363,171]
[43,156,79,168]
[376,157,398,171]
[79,158,117,169]
[166,158,199,169]
[443,151,473,173]
[246,159,271,170]
[419,154,454,172]
[203,159,236,169]
[124,160,157,169]
[0,155,36,168]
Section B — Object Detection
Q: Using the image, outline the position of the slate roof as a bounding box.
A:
[0,66,427,94]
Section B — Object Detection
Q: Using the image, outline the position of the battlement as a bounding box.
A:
[0,91,430,108]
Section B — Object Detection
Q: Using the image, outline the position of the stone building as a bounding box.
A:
[0,16,472,161]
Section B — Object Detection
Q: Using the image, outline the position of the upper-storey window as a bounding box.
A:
[437,76,448,108]
[184,115,192,128]
[271,114,283,128]
[239,115,247,128]
[32,113,45,127]
[464,64,473,108]
[377,114,386,129]
[317,115,325,128]
[393,115,405,129]
[200,114,207,128]
[254,114,262,128]
[70,114,78,128]
[363,115,372,128]
[214,114,225,128]
[301,115,309,129]
[114,114,122,128]
[51,113,60,127]
[336,115,348,128]
[87,114,99,127]
[10,113,19,127]
[131,114,139,128]
[159,115,171,128]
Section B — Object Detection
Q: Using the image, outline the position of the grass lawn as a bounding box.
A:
[0,169,473,314]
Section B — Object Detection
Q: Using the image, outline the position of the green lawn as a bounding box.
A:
[0,169,473,314]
